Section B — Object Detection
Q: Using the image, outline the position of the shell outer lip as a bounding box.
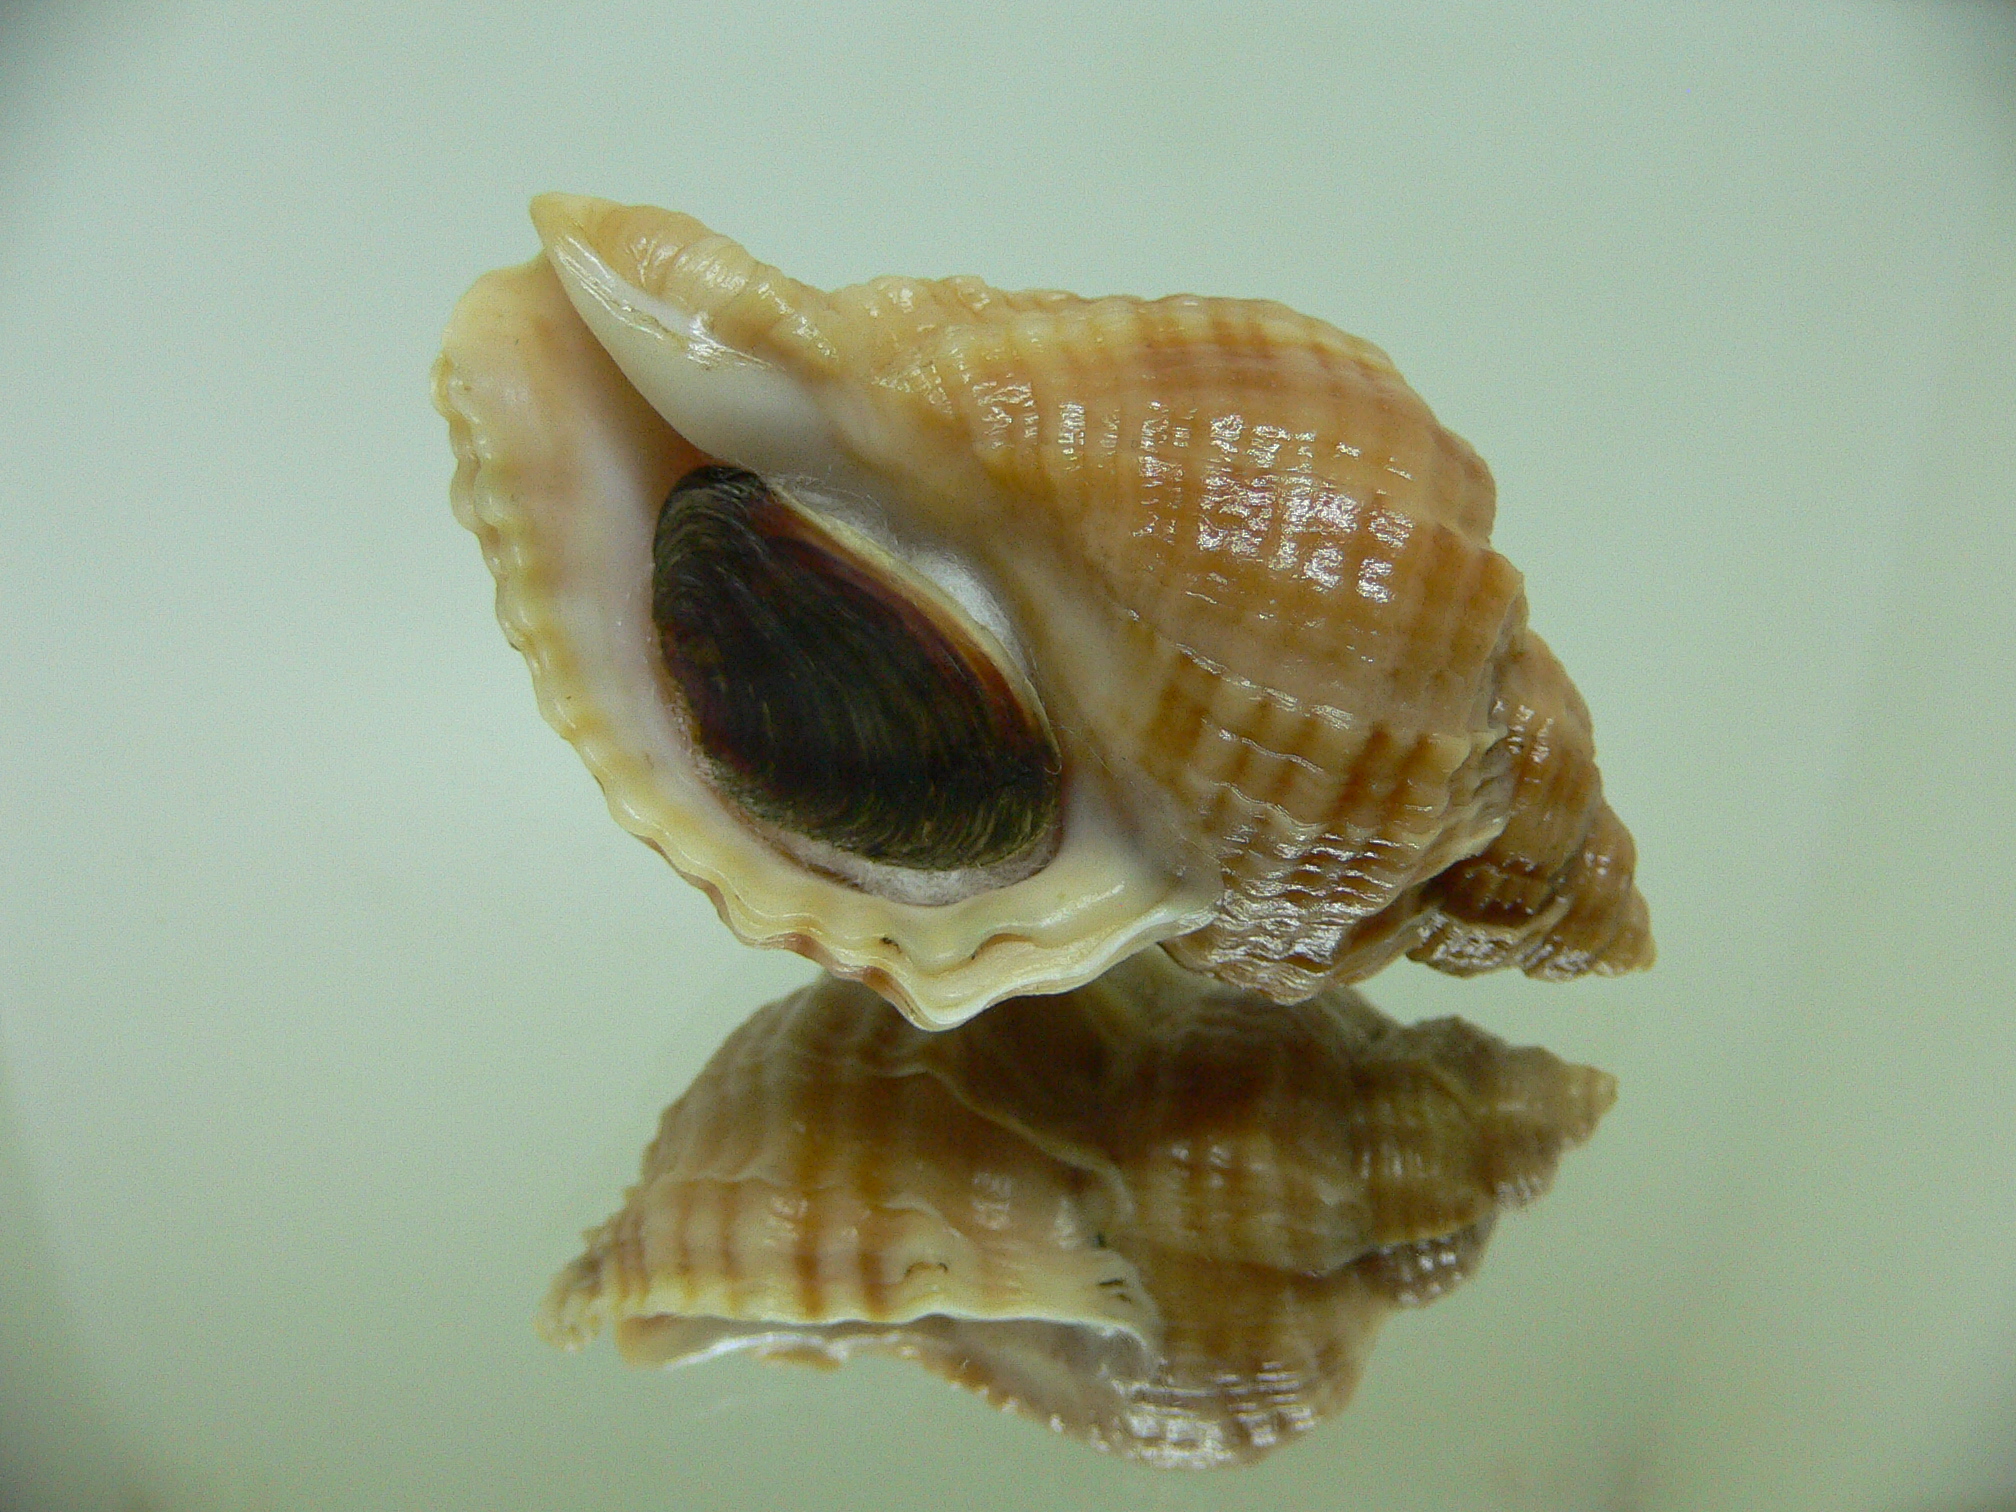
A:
[433,249,1218,1029]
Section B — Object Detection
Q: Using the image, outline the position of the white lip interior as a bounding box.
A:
[546,233,855,487]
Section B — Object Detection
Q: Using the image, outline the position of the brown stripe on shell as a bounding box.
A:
[806,984,910,1323]
[784,978,861,1321]
[713,1174,750,1320]
[849,999,910,1323]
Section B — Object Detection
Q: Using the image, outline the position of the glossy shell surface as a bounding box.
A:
[435,196,1652,1026]
[541,953,1617,1467]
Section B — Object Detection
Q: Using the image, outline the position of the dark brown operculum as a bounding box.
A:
[652,465,1062,876]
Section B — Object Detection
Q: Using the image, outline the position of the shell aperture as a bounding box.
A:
[541,953,1617,1467]
[435,195,1653,1025]
[653,464,1062,897]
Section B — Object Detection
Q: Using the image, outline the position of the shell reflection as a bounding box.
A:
[542,953,1615,1467]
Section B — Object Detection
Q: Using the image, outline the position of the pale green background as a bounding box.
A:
[3,3,2013,1509]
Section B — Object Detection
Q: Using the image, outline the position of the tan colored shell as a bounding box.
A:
[435,195,1651,1026]
[541,952,1616,1467]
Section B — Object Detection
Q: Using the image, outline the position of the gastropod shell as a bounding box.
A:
[435,198,1651,1026]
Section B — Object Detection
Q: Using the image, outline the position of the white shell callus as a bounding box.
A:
[540,953,1617,1468]
[435,196,1652,1027]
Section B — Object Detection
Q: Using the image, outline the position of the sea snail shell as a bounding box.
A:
[541,952,1617,1467]
[434,196,1652,1027]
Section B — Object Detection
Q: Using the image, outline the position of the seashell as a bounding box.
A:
[434,196,1652,1027]
[540,951,1616,1468]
